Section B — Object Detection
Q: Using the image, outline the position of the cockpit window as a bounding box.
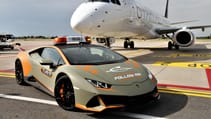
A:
[88,0,109,3]
[88,0,121,5]
[111,0,121,5]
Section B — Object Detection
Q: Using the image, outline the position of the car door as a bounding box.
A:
[33,47,65,91]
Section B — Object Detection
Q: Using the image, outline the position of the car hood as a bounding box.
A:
[73,60,149,85]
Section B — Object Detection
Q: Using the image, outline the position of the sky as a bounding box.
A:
[0,0,211,37]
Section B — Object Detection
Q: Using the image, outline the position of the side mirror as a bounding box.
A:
[40,59,55,68]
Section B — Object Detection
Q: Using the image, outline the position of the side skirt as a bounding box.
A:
[24,76,54,97]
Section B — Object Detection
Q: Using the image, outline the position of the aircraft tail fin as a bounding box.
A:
[164,0,169,18]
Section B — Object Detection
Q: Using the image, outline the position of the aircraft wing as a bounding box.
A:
[155,25,211,35]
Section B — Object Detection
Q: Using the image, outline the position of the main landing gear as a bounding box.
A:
[168,41,179,50]
[105,38,111,48]
[124,38,134,49]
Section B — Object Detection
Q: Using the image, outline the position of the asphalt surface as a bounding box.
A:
[0,77,211,119]
[0,39,211,119]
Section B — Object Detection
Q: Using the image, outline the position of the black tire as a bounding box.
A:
[168,41,173,50]
[175,44,180,50]
[55,76,75,111]
[124,41,128,48]
[15,60,26,85]
[11,46,14,50]
[16,43,21,46]
[152,87,160,103]
[130,41,134,48]
[105,38,111,48]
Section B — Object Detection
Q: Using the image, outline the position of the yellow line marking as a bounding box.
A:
[0,72,15,78]
[0,72,14,75]
[154,53,211,58]
[159,90,211,98]
[158,87,211,98]
[169,53,211,58]
[153,61,211,69]
[0,73,15,76]
[1,72,211,98]
[158,87,211,95]
[0,75,15,78]
[0,74,15,78]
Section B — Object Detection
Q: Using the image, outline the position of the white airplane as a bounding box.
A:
[71,0,211,49]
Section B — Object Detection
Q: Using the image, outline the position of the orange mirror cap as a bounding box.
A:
[85,36,92,44]
[53,37,67,45]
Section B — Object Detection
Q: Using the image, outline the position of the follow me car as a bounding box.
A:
[15,37,160,112]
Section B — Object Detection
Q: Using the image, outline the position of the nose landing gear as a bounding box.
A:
[124,38,134,49]
[168,41,179,50]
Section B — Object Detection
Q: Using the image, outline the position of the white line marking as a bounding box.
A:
[0,94,167,119]
[0,94,58,106]
[112,112,168,119]
[73,86,80,90]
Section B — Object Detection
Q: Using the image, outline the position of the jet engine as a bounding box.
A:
[173,28,195,47]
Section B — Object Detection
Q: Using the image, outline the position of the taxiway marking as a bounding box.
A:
[206,69,211,88]
[0,94,167,119]
[0,94,58,106]
[158,84,211,91]
[158,87,211,98]
[154,53,211,58]
[0,72,15,78]
[153,62,211,69]
[1,72,211,98]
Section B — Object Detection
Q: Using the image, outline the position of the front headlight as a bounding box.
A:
[147,70,153,80]
[85,78,112,89]
[147,70,154,80]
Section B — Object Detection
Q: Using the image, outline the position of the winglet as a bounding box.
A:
[164,0,169,18]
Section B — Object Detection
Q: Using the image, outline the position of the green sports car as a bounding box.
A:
[15,41,160,112]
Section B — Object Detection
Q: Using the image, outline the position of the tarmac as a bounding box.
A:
[0,39,211,119]
[0,39,211,93]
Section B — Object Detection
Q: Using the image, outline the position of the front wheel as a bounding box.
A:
[168,41,173,50]
[175,44,180,50]
[15,60,26,85]
[55,76,75,111]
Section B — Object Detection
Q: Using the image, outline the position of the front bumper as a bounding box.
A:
[75,87,159,112]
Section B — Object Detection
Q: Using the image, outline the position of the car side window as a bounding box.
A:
[41,48,64,66]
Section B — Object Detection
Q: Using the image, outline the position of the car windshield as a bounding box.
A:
[61,45,127,65]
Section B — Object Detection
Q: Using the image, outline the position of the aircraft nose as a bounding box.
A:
[71,19,80,32]
[71,2,106,34]
[70,4,94,33]
[71,14,87,33]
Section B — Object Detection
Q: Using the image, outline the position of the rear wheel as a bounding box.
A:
[15,60,26,85]
[55,76,75,111]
